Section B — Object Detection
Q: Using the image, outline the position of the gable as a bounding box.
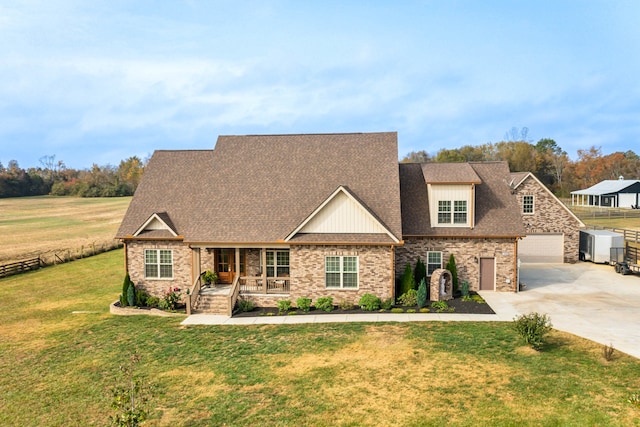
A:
[286,186,399,242]
[133,212,179,238]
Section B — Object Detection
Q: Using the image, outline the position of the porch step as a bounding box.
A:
[194,293,230,315]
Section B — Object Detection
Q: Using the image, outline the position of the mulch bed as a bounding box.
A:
[233,295,495,317]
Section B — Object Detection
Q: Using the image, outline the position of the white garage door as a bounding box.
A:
[518,234,564,263]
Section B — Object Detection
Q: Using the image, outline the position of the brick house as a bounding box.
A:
[510,172,585,263]
[116,132,579,314]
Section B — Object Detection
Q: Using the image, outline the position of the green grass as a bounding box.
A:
[0,195,131,263]
[1,250,640,426]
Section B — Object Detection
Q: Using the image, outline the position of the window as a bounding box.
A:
[144,249,173,279]
[325,256,359,289]
[453,200,467,224]
[437,201,451,224]
[262,250,290,277]
[426,251,442,276]
[438,200,467,225]
[523,195,534,214]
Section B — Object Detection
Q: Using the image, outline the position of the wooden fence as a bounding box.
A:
[0,241,123,279]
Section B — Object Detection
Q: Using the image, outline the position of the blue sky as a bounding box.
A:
[1,0,639,169]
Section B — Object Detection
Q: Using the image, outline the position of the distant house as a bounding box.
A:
[116,132,579,315]
[511,172,585,263]
[571,178,640,208]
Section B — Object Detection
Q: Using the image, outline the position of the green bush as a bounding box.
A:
[398,289,417,307]
[126,282,135,307]
[135,288,149,307]
[146,296,160,308]
[121,274,134,307]
[419,307,430,313]
[406,308,417,313]
[315,297,334,312]
[400,263,415,296]
[417,278,427,308]
[277,299,292,314]
[513,312,553,350]
[358,293,381,311]
[461,280,469,297]
[296,297,312,312]
[202,270,217,285]
[380,298,394,310]
[414,258,427,291]
[431,300,452,313]
[237,298,255,312]
[391,307,404,313]
[446,254,459,292]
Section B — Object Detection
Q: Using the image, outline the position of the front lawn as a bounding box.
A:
[1,249,639,426]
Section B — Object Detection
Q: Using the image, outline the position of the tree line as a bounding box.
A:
[401,130,639,197]
[0,155,144,198]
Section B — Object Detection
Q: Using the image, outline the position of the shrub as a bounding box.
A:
[391,308,404,313]
[236,298,255,312]
[162,287,181,311]
[358,293,381,311]
[338,299,354,311]
[126,282,135,307]
[471,294,486,304]
[121,274,134,307]
[109,353,155,427]
[135,288,149,307]
[296,297,312,312]
[380,298,394,310]
[146,296,160,308]
[431,300,451,313]
[277,299,292,314]
[406,308,417,313]
[315,296,334,312]
[414,258,427,291]
[417,278,427,308]
[513,312,552,350]
[398,289,417,307]
[400,263,415,295]
[461,280,470,297]
[419,307,430,313]
[446,254,459,292]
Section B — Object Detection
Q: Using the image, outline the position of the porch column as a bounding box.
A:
[235,247,240,282]
[261,248,267,285]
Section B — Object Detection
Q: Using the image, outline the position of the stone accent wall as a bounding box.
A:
[514,175,582,262]
[126,241,192,299]
[396,237,517,292]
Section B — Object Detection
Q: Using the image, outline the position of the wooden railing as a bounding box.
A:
[239,276,291,294]
[227,275,241,316]
[0,257,42,278]
[185,274,203,315]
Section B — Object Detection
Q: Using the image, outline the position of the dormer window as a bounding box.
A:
[438,200,468,224]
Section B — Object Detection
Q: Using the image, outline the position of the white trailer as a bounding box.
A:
[579,230,625,264]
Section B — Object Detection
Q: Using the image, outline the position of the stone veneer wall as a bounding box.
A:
[395,237,517,292]
[514,175,581,263]
[126,241,192,298]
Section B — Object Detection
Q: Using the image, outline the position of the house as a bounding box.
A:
[116,132,578,314]
[396,162,526,292]
[570,178,640,208]
[116,133,403,314]
[510,172,585,263]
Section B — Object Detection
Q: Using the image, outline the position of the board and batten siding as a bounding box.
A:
[427,184,474,228]
[300,191,387,234]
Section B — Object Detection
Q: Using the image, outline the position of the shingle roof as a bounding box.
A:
[116,133,402,243]
[570,179,640,196]
[509,172,529,188]
[400,162,526,237]
[421,163,482,184]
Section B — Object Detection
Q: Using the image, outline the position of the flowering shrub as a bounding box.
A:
[162,287,181,311]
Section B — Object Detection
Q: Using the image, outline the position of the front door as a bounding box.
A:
[216,249,234,284]
[479,257,495,291]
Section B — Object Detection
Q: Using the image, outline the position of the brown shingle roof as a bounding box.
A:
[421,163,482,184]
[117,133,402,243]
[400,161,526,237]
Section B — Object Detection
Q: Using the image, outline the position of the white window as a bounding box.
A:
[325,256,359,289]
[426,251,442,276]
[438,201,451,224]
[523,195,534,214]
[453,200,467,224]
[144,249,173,279]
[261,250,290,277]
[438,200,467,224]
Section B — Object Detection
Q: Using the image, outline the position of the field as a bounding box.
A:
[0,196,131,264]
[1,250,640,426]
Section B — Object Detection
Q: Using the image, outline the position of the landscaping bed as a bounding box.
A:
[234,294,495,317]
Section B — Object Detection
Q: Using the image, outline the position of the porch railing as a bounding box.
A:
[226,275,241,316]
[239,276,290,294]
[186,274,203,316]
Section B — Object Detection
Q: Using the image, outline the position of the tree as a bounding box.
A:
[414,258,427,291]
[110,353,155,427]
[400,263,415,296]
[400,150,431,163]
[445,254,458,293]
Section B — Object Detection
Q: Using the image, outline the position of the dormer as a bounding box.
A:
[421,163,481,229]
[132,212,180,238]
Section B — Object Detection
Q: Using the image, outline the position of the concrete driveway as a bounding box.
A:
[479,262,640,359]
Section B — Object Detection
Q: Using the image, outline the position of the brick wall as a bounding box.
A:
[126,241,192,299]
[514,175,582,262]
[395,237,517,292]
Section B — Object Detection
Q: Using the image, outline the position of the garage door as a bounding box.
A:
[518,234,564,263]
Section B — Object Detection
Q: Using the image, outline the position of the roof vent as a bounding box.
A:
[619,175,624,180]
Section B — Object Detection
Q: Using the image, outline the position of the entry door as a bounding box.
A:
[479,257,495,291]
[217,249,234,284]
